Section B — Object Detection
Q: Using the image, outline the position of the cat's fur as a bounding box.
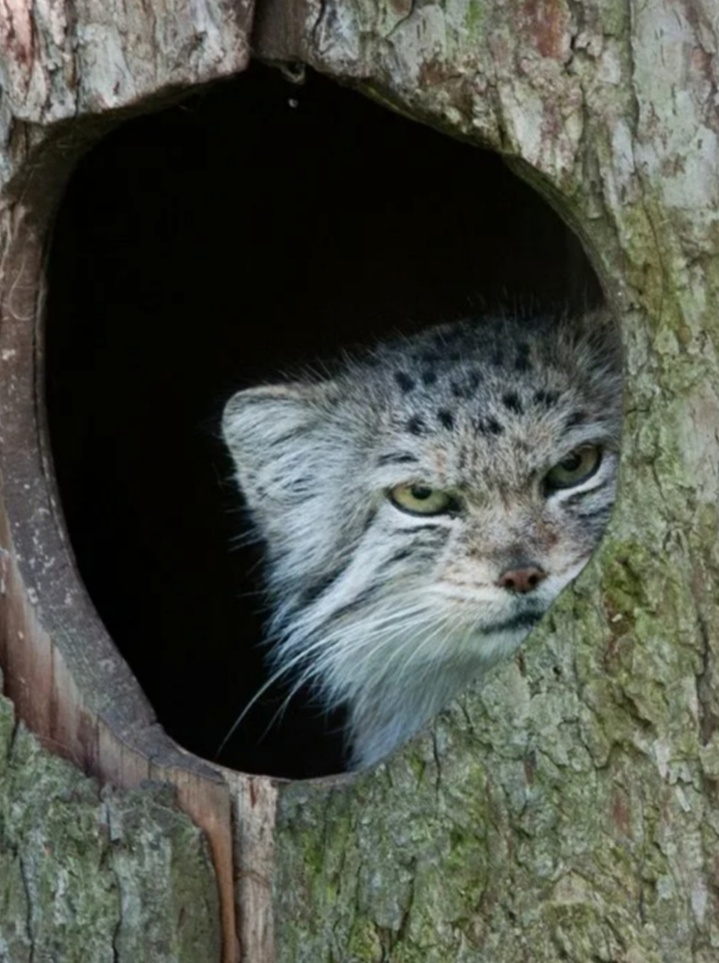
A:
[222,308,622,769]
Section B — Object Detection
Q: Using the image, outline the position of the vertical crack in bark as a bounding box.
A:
[431,727,443,795]
[103,800,123,963]
[385,1,417,41]
[310,0,329,50]
[695,613,717,746]
[17,851,35,963]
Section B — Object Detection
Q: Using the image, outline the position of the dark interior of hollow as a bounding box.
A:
[46,63,601,779]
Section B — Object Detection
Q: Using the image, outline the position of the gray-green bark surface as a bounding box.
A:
[0,688,222,963]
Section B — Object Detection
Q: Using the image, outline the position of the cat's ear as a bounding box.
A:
[222,382,334,512]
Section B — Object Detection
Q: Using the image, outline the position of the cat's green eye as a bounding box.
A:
[545,445,602,492]
[389,484,456,516]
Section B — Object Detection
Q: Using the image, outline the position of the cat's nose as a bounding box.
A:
[497,563,547,594]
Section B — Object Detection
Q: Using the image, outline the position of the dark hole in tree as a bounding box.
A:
[46,63,600,779]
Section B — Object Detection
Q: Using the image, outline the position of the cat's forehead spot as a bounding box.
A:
[475,416,505,436]
[501,391,524,414]
[394,370,416,394]
[437,408,455,430]
[405,414,427,435]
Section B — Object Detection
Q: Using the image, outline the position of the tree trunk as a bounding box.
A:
[2,1,718,962]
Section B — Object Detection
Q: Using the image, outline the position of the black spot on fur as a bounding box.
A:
[474,416,503,436]
[490,349,503,366]
[395,371,415,393]
[566,411,587,427]
[437,409,454,430]
[406,415,426,435]
[534,389,560,407]
[502,392,524,414]
[515,343,531,372]
[421,368,438,387]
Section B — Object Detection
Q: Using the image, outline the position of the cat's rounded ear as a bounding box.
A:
[222,381,335,510]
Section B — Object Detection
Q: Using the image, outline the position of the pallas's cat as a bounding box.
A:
[222,309,622,769]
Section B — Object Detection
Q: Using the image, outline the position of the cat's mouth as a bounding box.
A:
[477,608,546,635]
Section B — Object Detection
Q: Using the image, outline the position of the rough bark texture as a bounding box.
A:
[263,2,719,962]
[0,677,221,962]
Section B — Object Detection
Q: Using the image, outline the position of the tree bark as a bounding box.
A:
[0,685,221,962]
[1,1,718,962]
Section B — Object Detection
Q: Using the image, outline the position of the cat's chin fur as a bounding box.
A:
[222,308,622,769]
[271,570,565,770]
[344,613,543,770]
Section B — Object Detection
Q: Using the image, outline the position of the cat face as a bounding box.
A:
[367,430,617,665]
[222,310,622,768]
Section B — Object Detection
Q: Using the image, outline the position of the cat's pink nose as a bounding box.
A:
[497,564,547,594]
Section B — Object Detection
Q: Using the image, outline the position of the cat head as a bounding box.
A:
[222,308,622,767]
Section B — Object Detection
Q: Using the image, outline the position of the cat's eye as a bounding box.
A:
[389,484,457,515]
[544,445,603,492]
